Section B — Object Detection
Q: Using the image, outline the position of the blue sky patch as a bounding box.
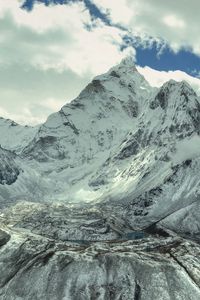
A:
[136,44,200,78]
[21,0,80,11]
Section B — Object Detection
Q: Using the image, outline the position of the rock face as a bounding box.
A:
[1,235,200,300]
[0,229,10,246]
[0,58,200,299]
[0,147,20,185]
[0,202,200,300]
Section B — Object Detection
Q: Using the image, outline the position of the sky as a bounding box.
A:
[0,0,200,125]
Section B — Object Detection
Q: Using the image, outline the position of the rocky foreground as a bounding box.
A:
[0,201,199,300]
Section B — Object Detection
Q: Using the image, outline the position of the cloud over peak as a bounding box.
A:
[0,0,200,125]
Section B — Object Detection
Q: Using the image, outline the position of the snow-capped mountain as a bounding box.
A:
[0,117,37,153]
[0,58,200,299]
[0,57,200,233]
[23,58,151,162]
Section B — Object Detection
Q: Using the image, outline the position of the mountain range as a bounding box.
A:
[0,58,200,299]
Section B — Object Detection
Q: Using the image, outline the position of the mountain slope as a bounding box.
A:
[0,117,38,153]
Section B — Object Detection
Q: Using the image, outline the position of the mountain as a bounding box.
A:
[0,117,37,153]
[0,58,200,299]
[23,58,151,162]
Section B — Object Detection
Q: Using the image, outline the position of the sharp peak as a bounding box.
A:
[162,78,191,88]
[93,56,145,84]
[63,56,149,105]
[152,78,199,111]
[160,78,196,94]
[118,56,136,67]
[110,56,137,72]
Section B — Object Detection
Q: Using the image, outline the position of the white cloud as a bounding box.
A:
[0,1,134,76]
[41,22,135,76]
[163,15,185,29]
[41,98,65,112]
[94,0,200,55]
[137,66,200,95]
[93,0,134,25]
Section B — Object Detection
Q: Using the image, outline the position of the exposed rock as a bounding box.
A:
[0,147,20,185]
[0,209,199,300]
[0,230,10,247]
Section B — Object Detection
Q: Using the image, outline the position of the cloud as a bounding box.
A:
[163,15,185,29]
[0,61,93,125]
[0,0,134,124]
[92,0,133,26]
[0,1,134,75]
[94,0,200,55]
[137,66,200,95]
[0,105,43,125]
[1,0,199,125]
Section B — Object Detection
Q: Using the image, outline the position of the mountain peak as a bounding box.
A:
[93,56,137,81]
[118,56,136,67]
[93,56,149,94]
[109,56,137,75]
[162,78,196,94]
[150,78,198,110]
